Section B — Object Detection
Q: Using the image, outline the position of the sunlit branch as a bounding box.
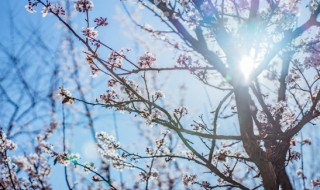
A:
[252,9,320,80]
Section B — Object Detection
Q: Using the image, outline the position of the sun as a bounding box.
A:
[239,49,257,80]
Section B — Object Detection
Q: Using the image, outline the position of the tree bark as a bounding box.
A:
[277,168,293,190]
[234,85,278,190]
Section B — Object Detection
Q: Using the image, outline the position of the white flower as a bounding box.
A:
[191,122,204,132]
[82,27,98,39]
[182,174,196,187]
[143,24,153,32]
[256,111,267,123]
[309,0,318,13]
[59,87,72,97]
[74,0,94,12]
[59,87,75,104]
[154,90,165,99]
[83,162,96,173]
[13,156,31,170]
[138,52,156,68]
[296,169,303,177]
[150,169,159,179]
[312,177,320,188]
[0,130,17,152]
[25,5,36,13]
[42,6,49,17]
[174,106,188,117]
[56,153,80,166]
[302,137,312,145]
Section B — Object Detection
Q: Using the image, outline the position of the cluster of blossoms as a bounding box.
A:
[82,27,98,39]
[218,178,227,185]
[83,162,96,173]
[190,121,205,132]
[96,132,130,170]
[296,169,307,179]
[138,52,156,68]
[0,161,18,188]
[279,111,296,128]
[25,0,38,13]
[200,1,215,17]
[301,137,312,145]
[141,23,174,44]
[140,110,162,127]
[25,0,65,16]
[182,174,196,187]
[58,87,72,98]
[290,137,312,147]
[85,54,99,77]
[0,130,18,188]
[309,0,319,12]
[96,132,119,150]
[98,77,145,111]
[108,50,125,69]
[12,153,52,189]
[74,0,94,12]
[98,89,120,104]
[285,69,301,89]
[94,17,108,27]
[15,136,53,185]
[289,151,301,161]
[144,131,171,157]
[182,150,195,160]
[270,10,297,31]
[38,138,80,166]
[153,90,165,100]
[277,1,300,14]
[55,153,80,166]
[180,0,191,9]
[152,147,173,162]
[155,138,165,148]
[0,130,17,153]
[35,134,54,155]
[173,106,189,118]
[177,54,192,67]
[41,2,65,17]
[0,128,56,189]
[120,79,142,100]
[215,150,230,162]
[59,87,75,104]
[42,122,59,140]
[142,24,154,32]
[312,177,320,188]
[108,78,118,87]
[201,180,211,188]
[256,110,268,124]
[145,146,155,156]
[139,169,159,182]
[267,101,296,128]
[303,47,320,70]
[185,9,201,30]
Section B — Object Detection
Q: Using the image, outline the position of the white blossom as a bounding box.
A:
[74,0,94,12]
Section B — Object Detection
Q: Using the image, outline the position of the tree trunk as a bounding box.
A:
[234,85,278,190]
[277,168,293,190]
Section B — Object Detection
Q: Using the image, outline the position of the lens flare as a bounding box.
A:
[239,49,256,80]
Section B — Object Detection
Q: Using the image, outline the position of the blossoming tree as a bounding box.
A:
[5,0,320,189]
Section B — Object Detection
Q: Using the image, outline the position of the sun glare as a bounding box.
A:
[239,49,257,80]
